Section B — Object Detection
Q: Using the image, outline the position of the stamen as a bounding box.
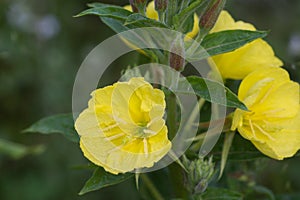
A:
[248,119,257,138]
[105,133,124,141]
[259,85,273,104]
[143,129,157,135]
[147,117,161,128]
[253,123,275,141]
[260,108,285,117]
[101,123,118,131]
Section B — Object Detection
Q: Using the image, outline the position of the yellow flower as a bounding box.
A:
[209,11,283,80]
[124,1,199,40]
[75,77,171,174]
[231,67,300,160]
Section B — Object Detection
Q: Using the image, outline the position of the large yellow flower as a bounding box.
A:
[75,77,171,174]
[209,11,283,80]
[231,68,300,160]
[124,1,199,40]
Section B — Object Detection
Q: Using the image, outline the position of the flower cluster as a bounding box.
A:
[75,2,300,175]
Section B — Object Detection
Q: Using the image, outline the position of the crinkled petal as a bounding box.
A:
[80,126,171,174]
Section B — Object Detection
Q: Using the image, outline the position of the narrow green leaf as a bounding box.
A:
[186,30,268,61]
[0,138,45,160]
[125,13,169,28]
[79,167,134,195]
[23,114,79,143]
[176,76,247,110]
[219,131,235,179]
[200,187,243,200]
[166,0,178,26]
[101,17,129,34]
[75,4,132,20]
[173,0,209,31]
[202,30,268,55]
[135,173,140,190]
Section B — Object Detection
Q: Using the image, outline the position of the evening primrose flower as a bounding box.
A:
[209,11,283,80]
[75,77,171,174]
[124,1,199,40]
[231,68,300,160]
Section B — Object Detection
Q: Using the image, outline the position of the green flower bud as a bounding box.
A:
[155,0,168,12]
[183,156,215,194]
[199,0,226,33]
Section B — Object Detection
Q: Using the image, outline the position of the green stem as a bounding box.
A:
[169,163,188,198]
[141,174,164,200]
[167,93,177,139]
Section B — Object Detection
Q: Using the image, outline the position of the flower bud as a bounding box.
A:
[199,0,226,32]
[169,36,185,71]
[155,0,168,12]
[183,156,215,194]
[129,0,148,14]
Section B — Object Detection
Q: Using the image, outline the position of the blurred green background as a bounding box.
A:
[0,0,299,199]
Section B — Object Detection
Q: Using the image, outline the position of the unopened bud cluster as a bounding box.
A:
[183,156,215,194]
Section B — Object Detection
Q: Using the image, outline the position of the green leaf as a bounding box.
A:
[75,4,132,20]
[0,138,45,160]
[176,76,247,110]
[23,114,79,143]
[203,30,268,55]
[173,0,209,32]
[79,167,134,195]
[199,187,243,200]
[186,30,268,61]
[219,131,235,179]
[125,13,169,28]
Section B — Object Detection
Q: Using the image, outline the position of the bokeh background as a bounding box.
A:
[1,0,300,199]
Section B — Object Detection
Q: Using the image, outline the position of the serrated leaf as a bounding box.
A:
[199,188,243,200]
[186,30,268,61]
[0,138,45,160]
[175,76,247,110]
[23,114,79,143]
[79,167,134,195]
[125,13,169,28]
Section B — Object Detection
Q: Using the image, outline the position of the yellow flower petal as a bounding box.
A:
[185,14,200,40]
[75,77,171,174]
[209,10,283,80]
[146,1,158,20]
[252,111,300,159]
[231,68,300,159]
